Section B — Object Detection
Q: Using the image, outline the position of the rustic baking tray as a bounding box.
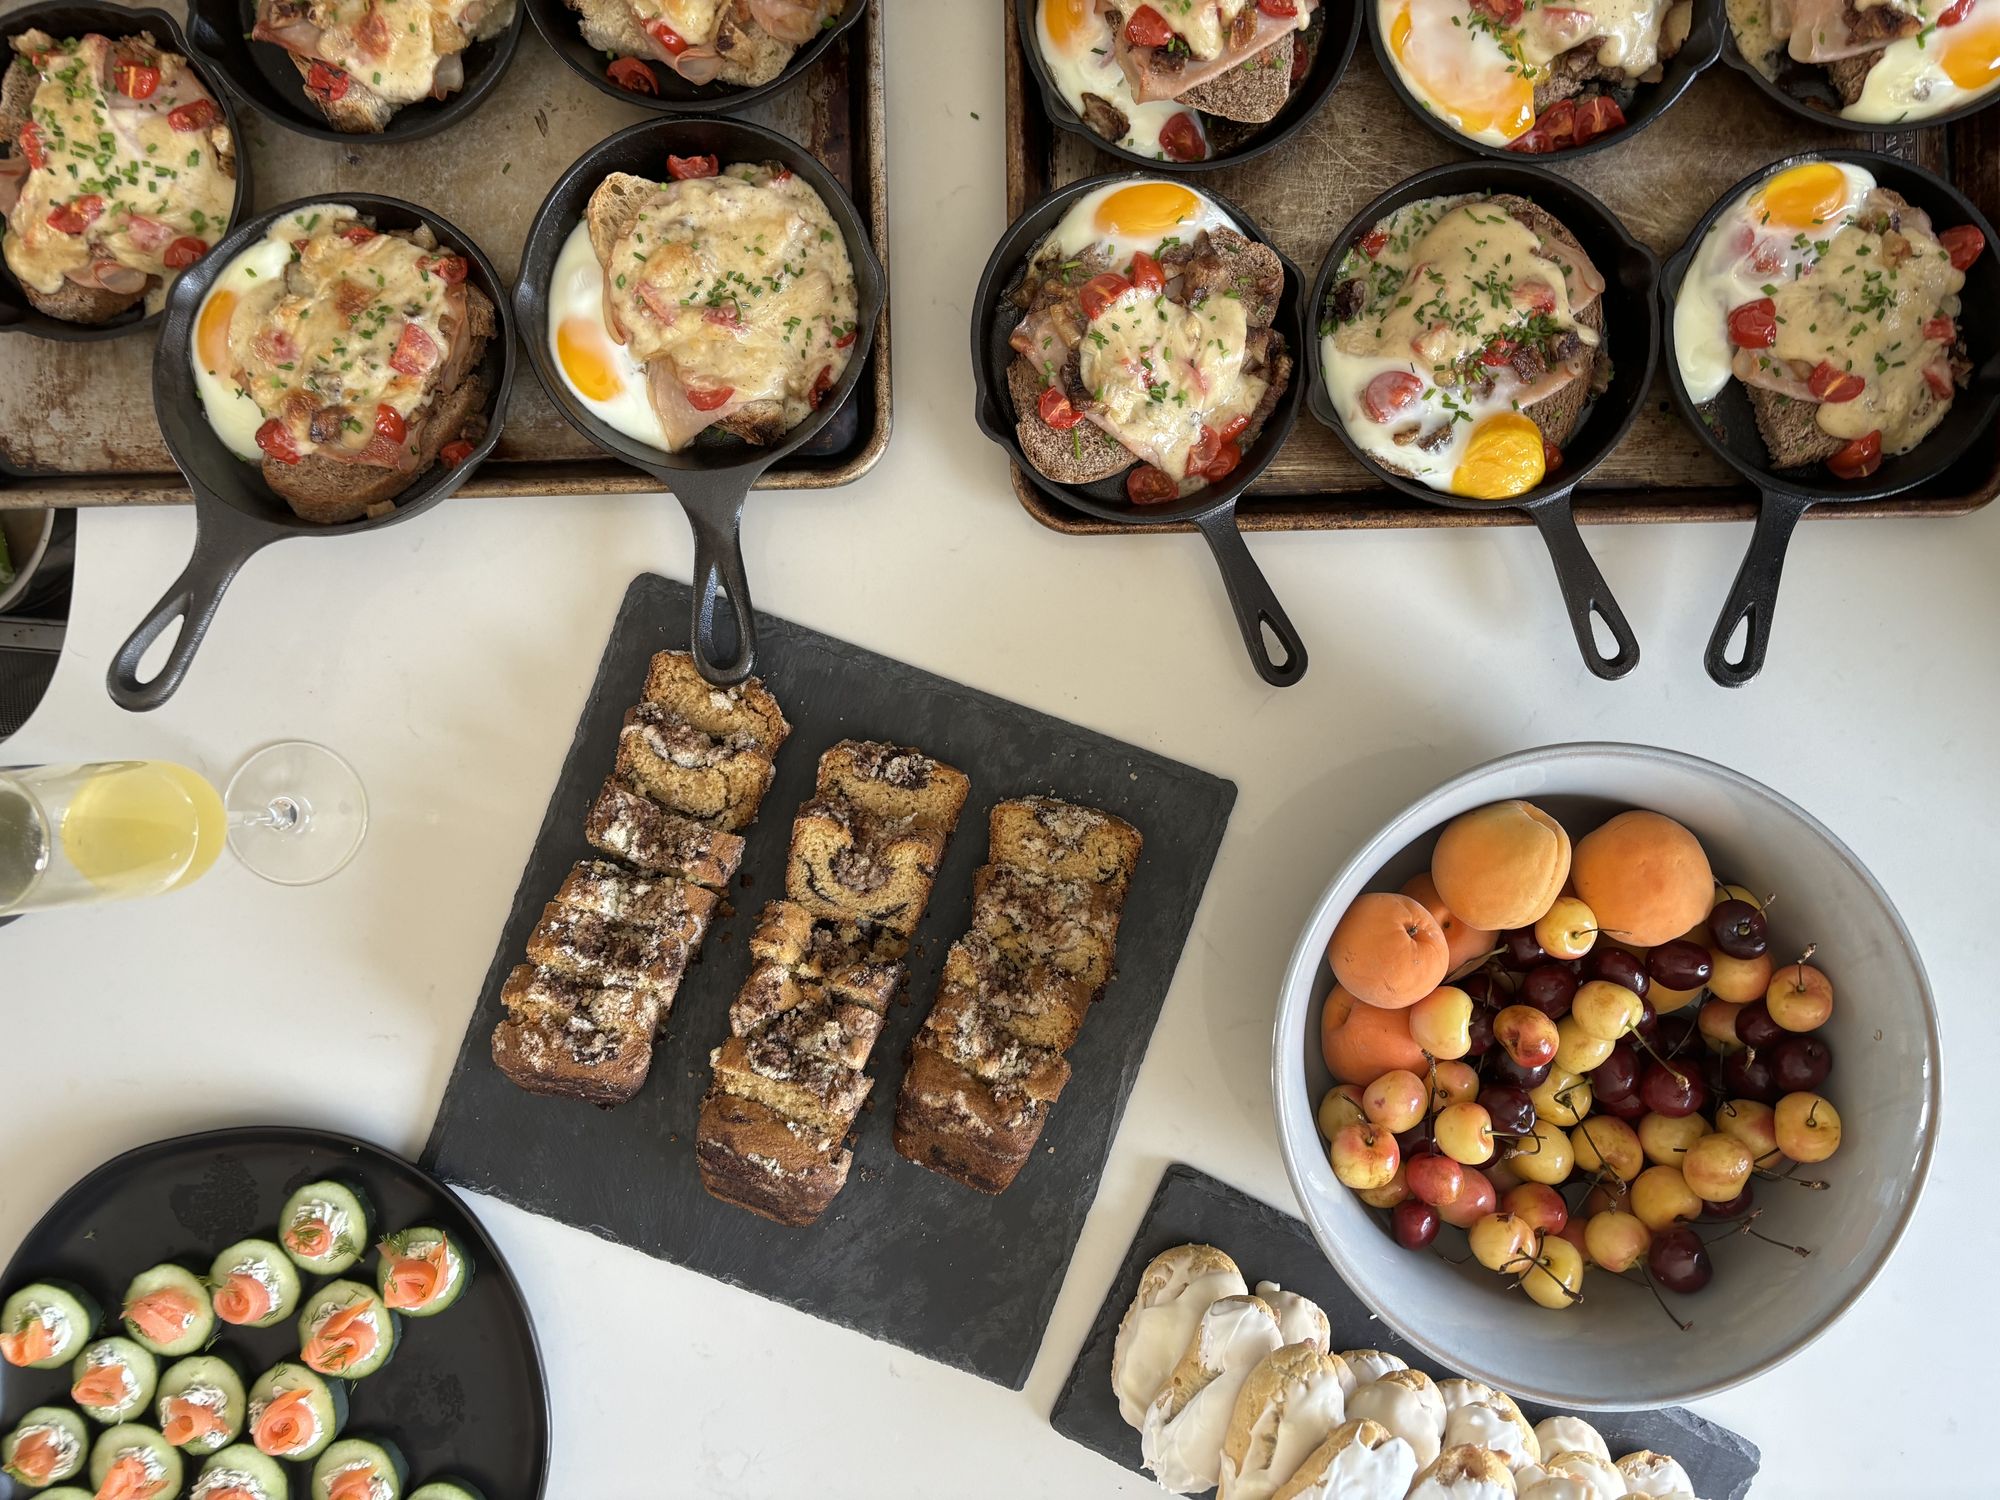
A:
[1002,0,2000,532]
[0,0,890,509]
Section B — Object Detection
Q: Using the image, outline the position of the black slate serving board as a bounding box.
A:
[0,1126,548,1500]
[424,573,1235,1390]
[1052,1164,1762,1500]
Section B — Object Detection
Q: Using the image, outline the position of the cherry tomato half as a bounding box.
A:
[1940,224,1986,272]
[389,323,437,376]
[167,98,222,132]
[1939,0,1975,23]
[421,254,468,284]
[1480,338,1518,367]
[1125,464,1179,504]
[645,19,690,54]
[1125,5,1175,47]
[18,122,46,169]
[44,194,103,235]
[1078,272,1134,321]
[162,236,207,270]
[374,404,407,445]
[113,61,159,99]
[256,419,301,465]
[440,439,475,466]
[1360,228,1388,259]
[1258,0,1300,15]
[687,385,736,412]
[1218,413,1251,442]
[1727,298,1778,349]
[808,366,835,409]
[1924,364,1955,399]
[1159,111,1205,162]
[1807,361,1865,403]
[1924,315,1956,343]
[306,62,350,101]
[1573,95,1625,143]
[1129,250,1166,295]
[1204,440,1242,482]
[606,57,658,93]
[1826,430,1882,481]
[1362,370,1423,423]
[1038,386,1083,430]
[668,154,721,180]
[1189,425,1222,474]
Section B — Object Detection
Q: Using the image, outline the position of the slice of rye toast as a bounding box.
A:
[1746,388,1847,469]
[567,0,798,88]
[1478,195,1609,450]
[1176,32,1295,123]
[287,52,397,133]
[639,649,791,757]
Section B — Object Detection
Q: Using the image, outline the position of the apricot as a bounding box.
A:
[1327,892,1449,1008]
[1320,986,1430,1086]
[1430,800,1572,932]
[1401,871,1498,976]
[1571,810,1715,948]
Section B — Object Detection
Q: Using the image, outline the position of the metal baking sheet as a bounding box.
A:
[0,0,890,508]
[1002,0,2000,532]
[424,571,1236,1391]
[1050,1162,1762,1499]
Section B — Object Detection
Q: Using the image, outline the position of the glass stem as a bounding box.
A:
[231,794,309,835]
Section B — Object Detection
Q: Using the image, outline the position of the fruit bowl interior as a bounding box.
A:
[1273,743,1938,1410]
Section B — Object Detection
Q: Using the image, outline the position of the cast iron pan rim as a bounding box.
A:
[1363,0,1725,163]
[1304,158,1662,508]
[1014,0,1362,173]
[178,0,526,145]
[1717,26,2000,134]
[1659,147,2000,503]
[525,0,869,117]
[0,2,254,343]
[0,1123,553,1500]
[512,113,886,479]
[969,168,1306,526]
[153,189,517,537]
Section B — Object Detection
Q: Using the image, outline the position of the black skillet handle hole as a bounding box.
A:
[1590,608,1620,661]
[1723,611,1753,670]
[1260,617,1295,672]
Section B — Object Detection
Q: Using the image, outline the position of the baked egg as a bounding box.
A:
[548,220,669,450]
[1847,0,2000,123]
[1035,0,1210,159]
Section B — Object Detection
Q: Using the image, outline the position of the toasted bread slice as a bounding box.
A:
[1177,32,1295,122]
[1746,385,1847,470]
[585,171,656,270]
[288,52,396,132]
[1008,352,1133,487]
[1490,195,1608,451]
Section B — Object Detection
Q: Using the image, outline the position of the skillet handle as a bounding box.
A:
[676,482,757,686]
[106,508,266,713]
[1705,491,1813,688]
[1191,509,1308,688]
[1529,494,1640,680]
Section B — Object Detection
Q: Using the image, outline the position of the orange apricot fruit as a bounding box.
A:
[1327,892,1449,1009]
[1430,800,1572,932]
[1401,871,1498,977]
[1570,810,1715,948]
[1321,987,1430,1086]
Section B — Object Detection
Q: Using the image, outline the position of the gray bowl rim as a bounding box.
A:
[1270,738,1942,1409]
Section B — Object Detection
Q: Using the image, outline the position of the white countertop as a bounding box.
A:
[2,7,1991,1495]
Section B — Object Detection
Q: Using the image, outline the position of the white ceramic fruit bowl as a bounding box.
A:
[1272,742,1939,1410]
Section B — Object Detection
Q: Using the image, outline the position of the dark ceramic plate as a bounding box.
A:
[1015,0,1360,171]
[0,3,253,343]
[181,0,525,144]
[0,1126,548,1500]
[527,0,868,115]
[1368,0,1724,161]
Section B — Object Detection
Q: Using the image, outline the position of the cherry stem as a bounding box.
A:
[1633,1265,1694,1333]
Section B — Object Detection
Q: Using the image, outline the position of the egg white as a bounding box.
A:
[1047,180,1240,267]
[1034,0,1209,159]
[192,203,358,464]
[1846,0,2000,123]
[547,219,671,451]
[1380,0,1534,147]
[1672,161,1878,403]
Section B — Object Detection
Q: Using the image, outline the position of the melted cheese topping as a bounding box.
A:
[288,0,514,106]
[1150,0,1254,58]
[3,31,233,307]
[193,204,460,463]
[1079,285,1264,480]
[600,166,858,443]
[630,0,729,41]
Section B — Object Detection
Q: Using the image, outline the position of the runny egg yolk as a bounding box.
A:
[1042,0,1093,50]
[197,290,236,376]
[1755,163,1850,230]
[1390,3,1534,139]
[1095,182,1202,240]
[558,317,624,402]
[1452,412,1547,499]
[1941,14,2000,90]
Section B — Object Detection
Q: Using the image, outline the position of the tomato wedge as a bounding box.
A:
[440,439,474,465]
[1129,250,1165,295]
[1038,386,1083,430]
[163,236,207,269]
[1573,95,1625,144]
[1923,363,1954,399]
[606,57,657,93]
[1362,370,1423,423]
[421,254,468,284]
[1940,224,1986,271]
[114,60,160,99]
[1078,272,1133,321]
[18,121,46,169]
[1807,361,1864,403]
[335,222,378,245]
[1924,315,1956,343]
[1158,111,1205,162]
[389,323,437,376]
[167,98,221,132]
[374,404,407,445]
[668,154,720,180]
[45,194,103,235]
[306,61,349,101]
[645,19,690,54]
[1204,440,1243,482]
[687,385,735,412]
[1727,298,1778,349]
[256,419,301,465]
[1125,5,1175,46]
[1218,413,1251,442]
[834,325,858,348]
[1126,464,1179,504]
[1826,431,1881,480]
[1359,228,1388,259]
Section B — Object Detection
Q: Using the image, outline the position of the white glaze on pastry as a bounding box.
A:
[1532,1418,1609,1465]
[1345,1371,1446,1471]
[1142,1295,1284,1493]
[1114,1246,1249,1428]
[1616,1451,1694,1497]
[1253,1282,1332,1353]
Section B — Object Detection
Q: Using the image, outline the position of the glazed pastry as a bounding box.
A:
[1140,1294,1283,1494]
[1252,1282,1331,1354]
[1270,1417,1418,1500]
[1344,1370,1446,1471]
[1113,1246,1249,1428]
[1532,1418,1609,1465]
[1516,1450,1626,1500]
[1616,1451,1694,1497]
[1218,1343,1347,1500]
[1335,1350,1407,1392]
[1408,1445,1518,1499]
[1443,1396,1539,1472]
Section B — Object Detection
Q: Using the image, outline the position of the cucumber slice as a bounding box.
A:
[2,1282,98,1369]
[374,1229,473,1319]
[297,1282,396,1381]
[310,1439,405,1500]
[192,1445,288,1500]
[3,1407,88,1487]
[408,1483,484,1500]
[247,1362,348,1461]
[122,1264,216,1357]
[158,1355,247,1454]
[70,1336,160,1423]
[278,1183,371,1275]
[89,1423,184,1499]
[209,1240,301,1330]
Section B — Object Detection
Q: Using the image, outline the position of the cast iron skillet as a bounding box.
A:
[106,193,516,712]
[1015,0,1360,172]
[1368,0,1724,162]
[1308,161,1656,680]
[516,116,886,686]
[1663,150,2000,687]
[0,3,252,342]
[0,1125,550,1499]
[1719,19,2000,132]
[972,172,1309,687]
[181,0,525,144]
[529,0,868,115]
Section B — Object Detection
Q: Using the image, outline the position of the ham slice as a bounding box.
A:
[1112,0,1316,104]
[1535,236,1605,315]
[1732,347,1817,401]
[646,358,736,450]
[1781,0,1921,63]
[745,0,842,44]
[0,155,27,218]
